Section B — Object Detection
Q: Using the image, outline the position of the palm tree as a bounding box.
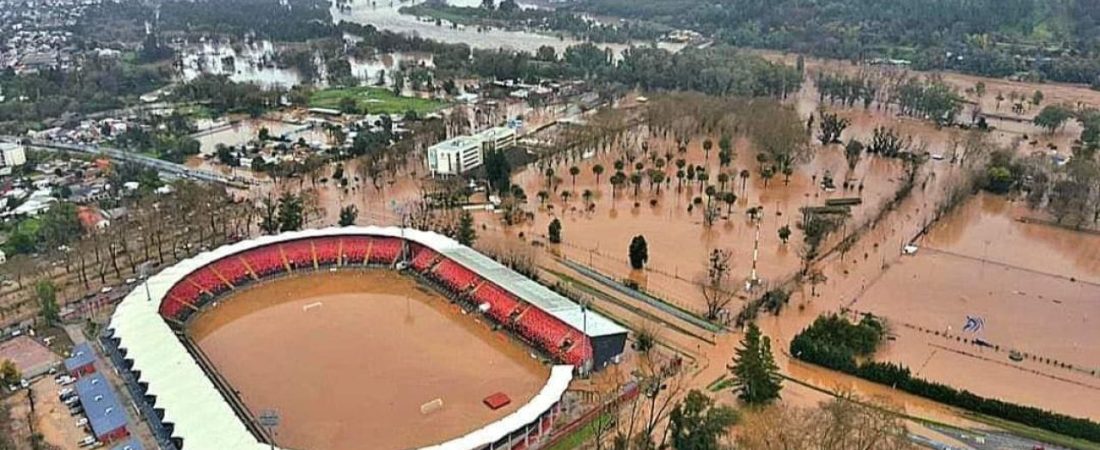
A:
[676,169,686,192]
[703,139,713,163]
[614,160,625,171]
[544,167,555,189]
[537,190,549,205]
[722,192,737,215]
[739,169,750,192]
[651,172,666,194]
[634,161,645,172]
[717,172,730,191]
[569,165,580,189]
[761,165,775,189]
[630,172,643,198]
[610,172,626,197]
[582,189,594,208]
[561,190,572,204]
[592,164,605,185]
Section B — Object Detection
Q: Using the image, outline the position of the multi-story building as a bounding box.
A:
[426,127,517,176]
[0,143,26,167]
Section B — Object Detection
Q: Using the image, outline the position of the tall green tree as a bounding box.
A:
[277,192,304,232]
[457,211,477,246]
[629,235,648,269]
[259,197,280,235]
[668,390,739,450]
[729,323,783,404]
[35,279,59,325]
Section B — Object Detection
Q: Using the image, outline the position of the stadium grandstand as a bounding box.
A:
[103,227,628,450]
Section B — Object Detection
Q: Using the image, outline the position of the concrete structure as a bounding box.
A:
[426,127,516,176]
[63,342,96,378]
[0,142,26,167]
[106,226,628,450]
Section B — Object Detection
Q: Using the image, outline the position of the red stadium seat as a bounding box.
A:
[341,237,372,264]
[368,238,402,265]
[408,245,441,273]
[187,267,230,296]
[240,246,287,277]
[313,237,342,266]
[282,240,315,270]
[210,256,253,285]
[472,283,521,322]
[432,259,481,292]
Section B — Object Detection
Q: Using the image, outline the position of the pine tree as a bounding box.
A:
[457,211,477,246]
[729,323,783,404]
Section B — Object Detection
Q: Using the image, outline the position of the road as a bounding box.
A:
[4,137,252,189]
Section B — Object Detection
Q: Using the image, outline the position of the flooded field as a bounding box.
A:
[847,193,1100,420]
[189,271,548,450]
[192,119,316,155]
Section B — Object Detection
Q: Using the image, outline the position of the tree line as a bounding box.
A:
[570,0,1100,86]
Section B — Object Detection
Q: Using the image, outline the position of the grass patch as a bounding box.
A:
[309,86,446,115]
[545,413,613,450]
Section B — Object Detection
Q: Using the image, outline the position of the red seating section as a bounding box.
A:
[369,238,402,265]
[282,240,314,269]
[432,259,479,292]
[210,256,252,285]
[240,246,285,277]
[515,308,572,356]
[473,283,521,322]
[154,234,595,366]
[409,245,440,273]
[313,237,342,265]
[341,237,371,264]
[188,268,229,295]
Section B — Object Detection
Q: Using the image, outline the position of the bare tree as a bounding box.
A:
[699,249,738,321]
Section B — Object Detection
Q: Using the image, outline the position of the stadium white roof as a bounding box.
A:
[107,227,611,449]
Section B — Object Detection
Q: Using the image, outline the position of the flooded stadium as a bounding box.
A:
[188,270,548,450]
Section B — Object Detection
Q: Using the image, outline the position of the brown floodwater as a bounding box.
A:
[189,271,548,450]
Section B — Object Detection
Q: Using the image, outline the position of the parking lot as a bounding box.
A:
[32,375,97,450]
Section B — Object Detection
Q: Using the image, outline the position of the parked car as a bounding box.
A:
[63,395,81,406]
[75,417,89,427]
[59,387,74,397]
[77,436,98,447]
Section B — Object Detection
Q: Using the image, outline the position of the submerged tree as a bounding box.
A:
[629,235,648,269]
[700,249,737,321]
[548,218,562,243]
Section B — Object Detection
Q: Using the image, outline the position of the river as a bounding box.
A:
[331,0,685,55]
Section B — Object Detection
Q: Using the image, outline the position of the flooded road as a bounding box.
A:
[190,271,548,450]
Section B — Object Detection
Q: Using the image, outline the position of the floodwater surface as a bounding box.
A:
[189,271,548,450]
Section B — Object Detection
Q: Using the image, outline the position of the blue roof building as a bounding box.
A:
[64,342,96,377]
[74,373,129,442]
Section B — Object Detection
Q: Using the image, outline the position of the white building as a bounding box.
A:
[0,143,26,167]
[427,136,484,176]
[426,127,518,176]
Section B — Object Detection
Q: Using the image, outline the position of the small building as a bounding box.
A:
[0,143,26,167]
[74,373,129,443]
[63,342,96,378]
[426,135,484,176]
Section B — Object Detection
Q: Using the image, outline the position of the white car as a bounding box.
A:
[124,278,137,285]
[99,286,113,294]
[59,387,74,397]
[75,417,89,427]
[63,395,81,406]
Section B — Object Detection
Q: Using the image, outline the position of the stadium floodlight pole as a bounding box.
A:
[139,262,154,303]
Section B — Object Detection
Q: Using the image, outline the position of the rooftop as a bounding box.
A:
[74,373,128,438]
[63,342,95,372]
[110,438,144,450]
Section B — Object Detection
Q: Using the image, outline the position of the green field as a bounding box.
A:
[309,87,446,115]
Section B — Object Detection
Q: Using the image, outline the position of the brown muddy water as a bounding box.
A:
[189,271,548,450]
